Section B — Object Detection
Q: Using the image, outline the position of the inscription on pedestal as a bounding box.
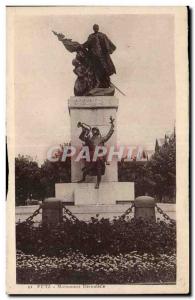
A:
[68,96,119,109]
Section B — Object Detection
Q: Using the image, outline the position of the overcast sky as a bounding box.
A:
[13,11,175,164]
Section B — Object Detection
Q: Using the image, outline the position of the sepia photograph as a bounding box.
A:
[6,6,189,294]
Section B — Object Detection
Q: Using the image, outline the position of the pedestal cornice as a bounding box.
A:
[68,96,119,111]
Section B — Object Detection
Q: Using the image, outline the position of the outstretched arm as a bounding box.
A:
[52,31,81,53]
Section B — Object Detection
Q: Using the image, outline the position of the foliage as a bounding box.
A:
[118,161,147,197]
[119,131,176,202]
[16,250,176,284]
[15,154,71,205]
[40,159,71,198]
[15,155,42,206]
[16,218,176,257]
[143,133,176,201]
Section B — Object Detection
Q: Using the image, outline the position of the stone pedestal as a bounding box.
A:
[134,196,156,221]
[68,96,118,183]
[42,198,63,225]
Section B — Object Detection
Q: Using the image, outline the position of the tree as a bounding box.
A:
[144,131,176,202]
[118,160,148,197]
[40,159,71,198]
[15,155,42,205]
[155,139,160,152]
[118,130,176,202]
[15,147,71,205]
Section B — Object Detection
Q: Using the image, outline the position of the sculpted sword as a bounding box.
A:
[111,82,126,96]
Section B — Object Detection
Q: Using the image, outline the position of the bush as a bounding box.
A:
[16,218,176,256]
[16,250,176,284]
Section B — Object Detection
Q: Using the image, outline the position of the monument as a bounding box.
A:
[53,25,135,219]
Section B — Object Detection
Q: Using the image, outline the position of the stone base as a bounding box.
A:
[55,182,134,205]
[55,183,77,202]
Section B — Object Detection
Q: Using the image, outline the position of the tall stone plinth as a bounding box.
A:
[54,95,135,213]
[68,96,118,183]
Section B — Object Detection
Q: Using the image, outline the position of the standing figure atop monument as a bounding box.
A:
[52,25,117,96]
[82,24,116,89]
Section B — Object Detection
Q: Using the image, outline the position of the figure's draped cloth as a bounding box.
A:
[83,32,116,77]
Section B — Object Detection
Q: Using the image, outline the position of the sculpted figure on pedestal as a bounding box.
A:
[77,116,115,189]
[53,24,117,96]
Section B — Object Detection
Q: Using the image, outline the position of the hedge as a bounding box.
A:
[16,217,176,256]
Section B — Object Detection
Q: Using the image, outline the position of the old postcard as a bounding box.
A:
[6,6,189,294]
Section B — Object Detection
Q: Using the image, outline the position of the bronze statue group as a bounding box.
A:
[53,24,116,96]
[54,24,116,188]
